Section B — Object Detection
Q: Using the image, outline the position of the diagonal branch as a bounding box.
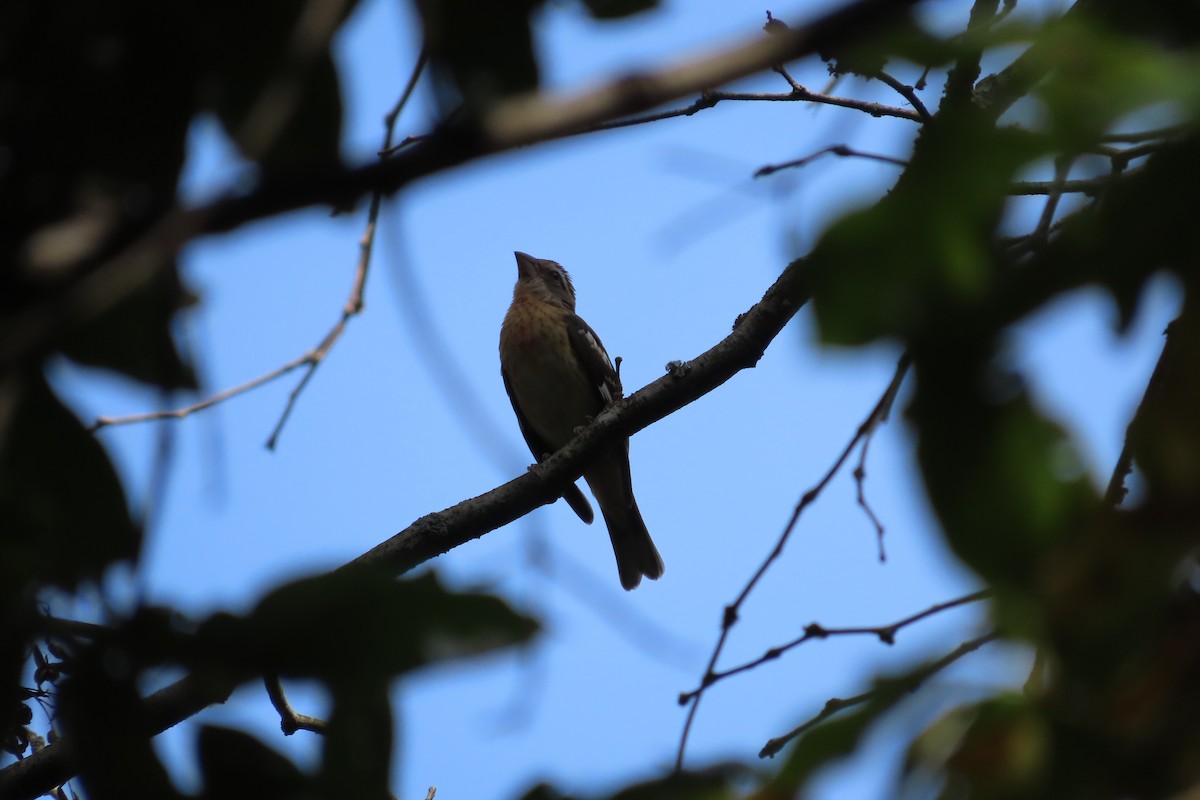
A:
[0,0,921,375]
[0,246,816,800]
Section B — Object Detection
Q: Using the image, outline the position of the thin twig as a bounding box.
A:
[379,134,430,158]
[854,434,887,562]
[90,353,319,432]
[425,788,437,800]
[755,144,907,178]
[264,42,428,450]
[89,46,429,446]
[1099,124,1184,144]
[872,70,932,122]
[678,589,989,700]
[1105,318,1180,506]
[1030,156,1073,243]
[587,82,923,135]
[1008,173,1135,196]
[674,351,913,772]
[758,631,999,758]
[264,674,328,736]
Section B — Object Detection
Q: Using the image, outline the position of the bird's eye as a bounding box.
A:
[550,270,565,286]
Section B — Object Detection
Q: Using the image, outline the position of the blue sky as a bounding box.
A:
[43,0,1179,797]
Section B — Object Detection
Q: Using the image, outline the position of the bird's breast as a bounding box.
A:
[501,300,598,450]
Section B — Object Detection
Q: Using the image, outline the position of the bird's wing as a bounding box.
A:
[502,363,595,524]
[566,314,633,504]
[566,314,622,405]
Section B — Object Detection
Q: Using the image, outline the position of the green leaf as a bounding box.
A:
[1032,18,1200,149]
[0,372,141,591]
[902,696,1050,799]
[909,361,1093,592]
[198,726,309,800]
[808,120,1047,346]
[762,637,997,797]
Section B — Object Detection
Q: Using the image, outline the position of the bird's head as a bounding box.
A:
[514,251,577,311]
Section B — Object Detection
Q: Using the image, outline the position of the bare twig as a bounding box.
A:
[758,631,999,758]
[379,134,430,157]
[1030,156,1074,243]
[1105,318,1181,507]
[674,351,913,772]
[264,674,328,736]
[90,352,318,432]
[425,787,437,800]
[872,70,932,122]
[1099,124,1184,144]
[678,589,989,701]
[588,81,923,134]
[755,144,908,178]
[90,45,429,447]
[1008,172,1136,196]
[854,434,888,562]
[267,41,426,449]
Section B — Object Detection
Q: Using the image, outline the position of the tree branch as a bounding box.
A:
[0,0,921,375]
[675,351,912,771]
[0,247,814,800]
[678,590,989,701]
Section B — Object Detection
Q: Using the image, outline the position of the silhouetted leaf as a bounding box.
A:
[198,725,310,800]
[0,372,140,590]
[517,764,747,800]
[195,569,539,684]
[60,262,197,389]
[0,0,196,271]
[577,0,657,21]
[58,646,179,800]
[418,0,542,110]
[196,0,356,175]
[320,682,392,800]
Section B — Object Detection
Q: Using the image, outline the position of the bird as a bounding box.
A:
[499,251,664,590]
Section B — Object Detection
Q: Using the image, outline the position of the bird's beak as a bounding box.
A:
[514,251,538,279]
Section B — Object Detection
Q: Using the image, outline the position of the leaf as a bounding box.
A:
[0,371,141,591]
[902,696,1050,800]
[577,0,658,21]
[909,361,1093,592]
[808,120,1047,346]
[516,764,748,800]
[197,725,309,800]
[57,647,180,800]
[760,637,997,798]
[0,0,197,266]
[196,0,357,174]
[196,569,540,684]
[60,261,197,390]
[417,0,542,110]
[319,682,393,800]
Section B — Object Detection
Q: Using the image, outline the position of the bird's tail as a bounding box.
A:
[588,451,664,590]
[599,495,664,591]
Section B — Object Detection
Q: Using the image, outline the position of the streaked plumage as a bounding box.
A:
[499,251,663,590]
